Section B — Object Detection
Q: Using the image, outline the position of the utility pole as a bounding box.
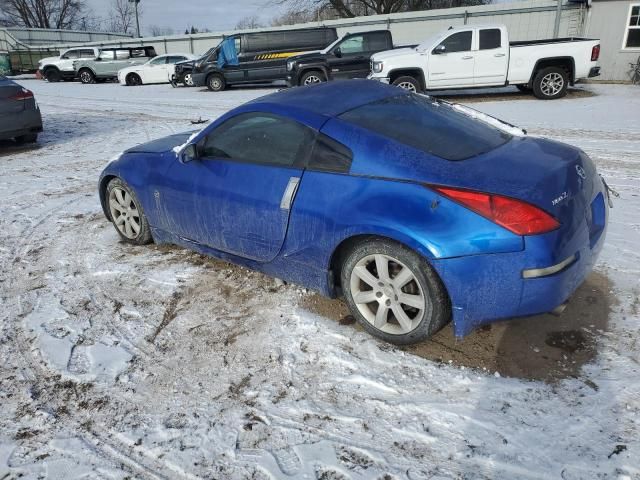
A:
[129,0,141,37]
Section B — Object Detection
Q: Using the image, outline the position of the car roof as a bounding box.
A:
[250,79,405,119]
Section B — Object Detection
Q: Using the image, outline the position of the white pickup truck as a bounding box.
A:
[368,24,601,99]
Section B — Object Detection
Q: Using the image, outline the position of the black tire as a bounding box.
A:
[44,68,61,83]
[105,178,153,245]
[126,73,142,86]
[206,73,225,92]
[516,84,531,92]
[79,68,96,84]
[15,133,38,144]
[300,70,326,86]
[532,66,568,100]
[340,238,450,345]
[392,75,421,93]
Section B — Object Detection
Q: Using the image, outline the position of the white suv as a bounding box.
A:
[38,47,99,82]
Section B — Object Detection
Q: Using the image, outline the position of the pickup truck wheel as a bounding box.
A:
[533,67,568,100]
[79,69,96,84]
[126,73,142,86]
[392,76,421,93]
[206,74,225,92]
[341,238,450,345]
[301,70,326,86]
[44,68,61,82]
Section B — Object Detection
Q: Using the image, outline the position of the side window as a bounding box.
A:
[202,113,314,167]
[79,49,95,58]
[365,32,390,51]
[339,35,365,54]
[234,37,241,54]
[63,50,79,59]
[166,56,186,63]
[149,56,166,65]
[308,134,353,173]
[115,50,131,60]
[479,29,502,50]
[99,50,115,60]
[439,31,472,53]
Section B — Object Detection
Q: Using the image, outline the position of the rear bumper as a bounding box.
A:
[433,189,608,337]
[588,66,601,78]
[0,108,43,141]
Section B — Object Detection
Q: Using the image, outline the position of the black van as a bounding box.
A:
[190,27,337,91]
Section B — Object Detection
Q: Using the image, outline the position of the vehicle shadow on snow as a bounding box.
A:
[434,86,596,103]
[0,139,41,157]
[303,271,612,383]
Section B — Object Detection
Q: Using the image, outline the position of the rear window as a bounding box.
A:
[338,94,511,161]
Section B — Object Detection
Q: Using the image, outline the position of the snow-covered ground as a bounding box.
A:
[0,81,638,479]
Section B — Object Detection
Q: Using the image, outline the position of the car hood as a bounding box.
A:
[371,47,416,62]
[39,56,60,66]
[125,131,198,154]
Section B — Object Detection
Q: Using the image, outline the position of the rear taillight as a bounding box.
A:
[432,186,560,236]
[9,88,34,101]
[591,44,600,62]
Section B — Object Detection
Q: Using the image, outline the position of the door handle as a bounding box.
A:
[280,177,300,210]
[462,56,473,60]
[494,53,506,57]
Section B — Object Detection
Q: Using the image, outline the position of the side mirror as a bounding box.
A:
[432,44,446,55]
[334,47,342,58]
[180,144,198,163]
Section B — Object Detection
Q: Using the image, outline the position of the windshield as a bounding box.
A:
[416,33,442,52]
[320,36,343,54]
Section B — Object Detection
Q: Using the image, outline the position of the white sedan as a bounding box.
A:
[118,54,197,86]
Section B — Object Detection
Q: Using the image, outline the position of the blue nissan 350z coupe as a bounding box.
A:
[99,80,609,344]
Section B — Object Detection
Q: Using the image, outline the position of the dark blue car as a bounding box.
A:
[99,80,608,344]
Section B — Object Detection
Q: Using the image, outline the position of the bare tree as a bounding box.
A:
[0,0,86,29]
[272,0,491,21]
[235,15,265,30]
[270,6,334,26]
[107,0,142,35]
[148,24,174,36]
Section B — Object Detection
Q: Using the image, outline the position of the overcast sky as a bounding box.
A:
[84,0,280,35]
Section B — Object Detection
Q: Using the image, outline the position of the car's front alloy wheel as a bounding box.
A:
[341,239,450,344]
[106,178,152,245]
[183,73,194,86]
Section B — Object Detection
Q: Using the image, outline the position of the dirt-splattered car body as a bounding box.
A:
[99,80,608,337]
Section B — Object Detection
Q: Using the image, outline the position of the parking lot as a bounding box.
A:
[1,80,639,479]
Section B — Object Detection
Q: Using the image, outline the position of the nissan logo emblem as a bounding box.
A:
[575,165,586,180]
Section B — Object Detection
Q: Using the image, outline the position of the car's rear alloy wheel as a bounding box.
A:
[341,239,450,344]
[301,71,325,86]
[79,69,96,84]
[532,66,568,100]
[126,73,142,86]
[392,76,420,93]
[106,178,152,245]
